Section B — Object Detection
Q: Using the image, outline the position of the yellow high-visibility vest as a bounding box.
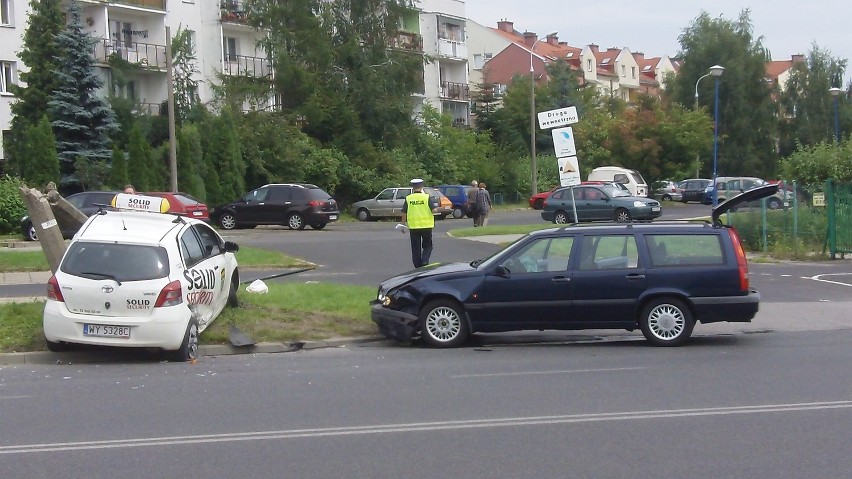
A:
[406,192,434,229]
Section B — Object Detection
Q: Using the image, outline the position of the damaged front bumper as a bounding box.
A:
[371,301,419,343]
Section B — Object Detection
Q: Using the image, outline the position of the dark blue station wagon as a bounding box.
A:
[372,185,778,347]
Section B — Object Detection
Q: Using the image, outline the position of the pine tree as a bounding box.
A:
[107,145,128,189]
[21,115,61,188]
[177,124,206,200]
[6,0,64,176]
[126,124,150,191]
[48,0,119,187]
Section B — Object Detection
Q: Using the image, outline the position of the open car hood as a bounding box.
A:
[711,183,779,224]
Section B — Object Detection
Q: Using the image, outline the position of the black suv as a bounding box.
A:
[371,184,778,348]
[211,183,339,230]
[21,191,120,241]
[680,178,712,203]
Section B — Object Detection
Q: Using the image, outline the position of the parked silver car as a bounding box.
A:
[350,187,452,221]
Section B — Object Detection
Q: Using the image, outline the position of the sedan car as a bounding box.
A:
[371,184,779,348]
[351,187,452,221]
[146,192,209,222]
[541,184,662,224]
[43,194,240,361]
[652,180,682,201]
[21,190,120,241]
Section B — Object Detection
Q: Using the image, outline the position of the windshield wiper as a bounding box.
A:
[80,272,122,286]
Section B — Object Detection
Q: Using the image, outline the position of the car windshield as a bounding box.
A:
[60,242,170,281]
[606,186,632,197]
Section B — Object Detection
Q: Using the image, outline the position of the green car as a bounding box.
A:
[540,184,662,223]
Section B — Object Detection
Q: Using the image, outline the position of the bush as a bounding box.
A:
[0,175,27,234]
[727,206,828,254]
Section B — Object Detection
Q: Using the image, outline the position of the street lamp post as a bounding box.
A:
[707,65,724,206]
[830,87,842,143]
[530,30,557,197]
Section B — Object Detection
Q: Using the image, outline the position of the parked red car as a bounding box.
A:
[146,192,210,222]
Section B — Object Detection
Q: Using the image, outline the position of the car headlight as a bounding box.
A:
[377,289,392,306]
[634,201,647,207]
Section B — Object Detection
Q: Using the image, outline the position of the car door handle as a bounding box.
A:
[551,276,571,283]
[626,274,645,280]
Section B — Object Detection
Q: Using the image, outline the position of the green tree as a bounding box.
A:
[177,124,206,199]
[777,46,848,156]
[670,10,777,178]
[48,0,119,188]
[205,108,245,203]
[21,116,61,188]
[126,124,151,191]
[6,0,64,176]
[107,145,128,189]
[779,138,852,186]
[172,28,200,123]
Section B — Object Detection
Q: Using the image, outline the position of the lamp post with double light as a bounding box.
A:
[530,30,558,197]
[830,87,842,143]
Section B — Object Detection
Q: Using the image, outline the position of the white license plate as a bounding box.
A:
[83,324,130,338]
[329,215,338,220]
[651,206,661,211]
[192,211,203,216]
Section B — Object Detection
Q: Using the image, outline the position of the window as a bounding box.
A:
[438,21,463,42]
[62,242,169,281]
[632,66,636,78]
[579,235,639,270]
[376,189,395,200]
[395,188,412,199]
[194,225,223,257]
[180,229,205,267]
[646,234,723,266]
[244,186,269,202]
[0,61,14,94]
[224,36,238,61]
[501,236,574,274]
[621,65,625,76]
[586,59,592,71]
[1,0,10,25]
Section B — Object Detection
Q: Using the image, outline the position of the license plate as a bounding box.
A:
[192,211,202,216]
[83,324,130,338]
[651,206,661,211]
[329,215,338,220]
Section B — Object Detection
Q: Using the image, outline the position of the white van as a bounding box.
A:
[587,166,649,197]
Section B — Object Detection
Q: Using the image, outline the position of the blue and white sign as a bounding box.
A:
[558,156,581,187]
[552,127,577,158]
[537,106,579,129]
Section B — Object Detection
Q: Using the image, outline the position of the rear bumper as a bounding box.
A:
[691,290,760,323]
[308,211,340,224]
[371,301,419,342]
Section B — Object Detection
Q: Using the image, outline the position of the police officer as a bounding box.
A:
[401,178,439,268]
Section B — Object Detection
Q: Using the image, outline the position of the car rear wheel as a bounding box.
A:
[26,225,38,241]
[356,208,371,222]
[218,213,237,230]
[554,211,572,224]
[614,208,631,222]
[173,318,199,362]
[452,207,465,219]
[662,194,672,201]
[310,223,327,230]
[228,273,239,307]
[45,338,70,352]
[639,297,695,347]
[419,299,469,348]
[533,198,544,210]
[287,213,306,230]
[767,198,782,210]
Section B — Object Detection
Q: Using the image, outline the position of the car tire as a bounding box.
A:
[533,198,544,210]
[228,273,239,308]
[639,297,695,347]
[553,211,572,224]
[218,213,237,230]
[767,198,781,210]
[310,223,327,230]
[356,208,371,222]
[26,225,38,242]
[437,214,447,220]
[287,213,306,230]
[173,317,199,362]
[419,299,470,348]
[662,194,671,201]
[615,208,631,222]
[452,207,464,219]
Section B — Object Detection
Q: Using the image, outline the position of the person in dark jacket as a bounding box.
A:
[474,182,492,227]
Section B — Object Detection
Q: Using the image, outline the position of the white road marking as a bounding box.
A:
[451,367,645,378]
[0,396,32,400]
[808,273,852,287]
[3,400,852,454]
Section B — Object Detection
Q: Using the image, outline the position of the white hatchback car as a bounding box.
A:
[43,194,240,361]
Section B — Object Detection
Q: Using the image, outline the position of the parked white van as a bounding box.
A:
[587,166,649,197]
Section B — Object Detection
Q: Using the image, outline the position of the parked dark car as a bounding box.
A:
[145,192,210,222]
[435,185,477,218]
[541,184,661,224]
[21,191,120,241]
[679,179,712,203]
[210,183,339,230]
[371,184,779,348]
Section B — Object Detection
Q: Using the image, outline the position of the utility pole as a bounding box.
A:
[165,26,178,192]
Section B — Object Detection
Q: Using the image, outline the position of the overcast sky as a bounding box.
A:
[462,0,851,85]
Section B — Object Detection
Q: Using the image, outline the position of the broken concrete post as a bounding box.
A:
[18,186,66,274]
[46,189,88,233]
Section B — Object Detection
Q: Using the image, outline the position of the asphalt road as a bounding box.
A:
[2,330,852,478]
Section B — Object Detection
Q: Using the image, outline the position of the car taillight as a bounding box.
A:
[154,280,183,307]
[728,227,749,291]
[308,200,323,207]
[47,275,64,302]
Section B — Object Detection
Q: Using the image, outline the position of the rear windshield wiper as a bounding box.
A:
[80,272,122,285]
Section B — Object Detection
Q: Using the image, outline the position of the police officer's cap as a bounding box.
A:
[410,178,424,186]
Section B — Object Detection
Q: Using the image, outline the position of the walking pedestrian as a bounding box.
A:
[401,178,439,268]
[467,180,479,226]
[474,182,492,227]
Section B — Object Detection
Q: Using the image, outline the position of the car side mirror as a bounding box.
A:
[495,265,510,277]
[224,241,239,252]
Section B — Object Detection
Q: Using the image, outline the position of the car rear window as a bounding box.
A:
[645,234,724,266]
[172,194,203,206]
[61,242,170,281]
[304,188,333,200]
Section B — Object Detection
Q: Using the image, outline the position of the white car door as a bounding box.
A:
[178,225,228,331]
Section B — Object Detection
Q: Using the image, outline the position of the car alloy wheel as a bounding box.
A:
[554,211,571,224]
[219,213,237,230]
[615,208,631,222]
[419,299,469,348]
[287,213,306,230]
[174,318,199,361]
[356,209,371,221]
[640,298,695,346]
[767,198,781,210]
[27,225,38,241]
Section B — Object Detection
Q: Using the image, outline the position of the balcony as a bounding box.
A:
[94,39,167,70]
[223,54,272,78]
[390,32,422,52]
[132,102,162,115]
[437,39,467,60]
[220,0,250,24]
[110,0,166,10]
[440,81,469,101]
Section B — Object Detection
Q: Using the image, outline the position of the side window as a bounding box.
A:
[194,224,223,258]
[376,189,395,200]
[579,235,639,270]
[396,188,412,199]
[586,188,604,201]
[613,174,628,184]
[67,194,88,209]
[245,187,269,202]
[180,228,205,267]
[271,187,294,202]
[742,179,756,191]
[501,236,574,274]
[646,234,723,266]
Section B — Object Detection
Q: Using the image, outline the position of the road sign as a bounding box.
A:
[551,127,577,158]
[537,106,579,129]
[557,156,581,187]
